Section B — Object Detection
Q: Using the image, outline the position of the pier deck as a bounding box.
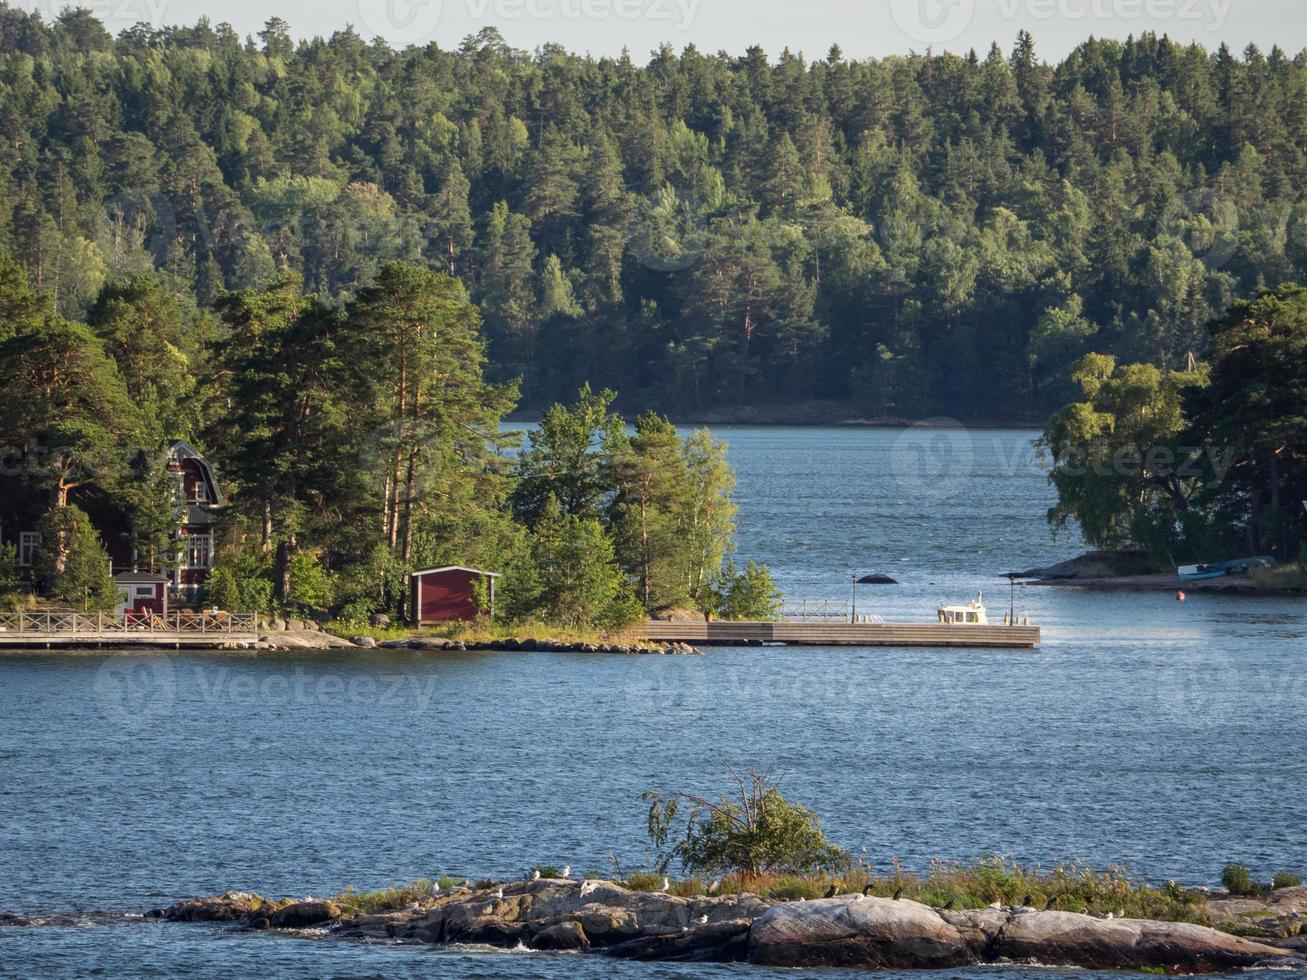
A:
[638,620,1041,649]
[0,612,260,648]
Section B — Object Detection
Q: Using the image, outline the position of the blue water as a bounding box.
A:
[1,427,1305,977]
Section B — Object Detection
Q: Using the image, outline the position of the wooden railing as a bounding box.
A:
[0,611,258,636]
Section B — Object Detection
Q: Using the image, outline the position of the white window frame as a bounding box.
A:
[192,476,209,503]
[19,531,41,567]
[185,533,212,571]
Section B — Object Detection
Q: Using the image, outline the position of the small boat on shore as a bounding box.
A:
[1177,556,1275,582]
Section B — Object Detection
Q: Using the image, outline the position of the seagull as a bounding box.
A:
[707,878,721,895]
[798,897,806,902]
[696,914,708,924]
[560,866,571,879]
[531,870,541,882]
[824,884,840,898]
[892,888,903,901]
[1104,911,1115,920]
[988,901,1003,909]
[659,877,670,893]
[1116,909,1125,919]
[580,880,598,897]
[430,883,441,897]
[493,887,504,899]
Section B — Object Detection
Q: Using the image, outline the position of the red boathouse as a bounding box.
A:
[410,566,500,625]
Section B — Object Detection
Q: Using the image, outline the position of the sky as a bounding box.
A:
[19,0,1307,60]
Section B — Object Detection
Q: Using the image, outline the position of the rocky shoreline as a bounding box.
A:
[144,879,1307,973]
[240,621,697,655]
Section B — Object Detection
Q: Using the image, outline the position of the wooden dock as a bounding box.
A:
[637,620,1041,649]
[0,611,260,648]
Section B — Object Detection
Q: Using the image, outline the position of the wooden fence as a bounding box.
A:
[0,611,258,638]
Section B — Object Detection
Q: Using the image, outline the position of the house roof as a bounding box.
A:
[113,572,168,583]
[411,566,502,579]
[169,440,227,508]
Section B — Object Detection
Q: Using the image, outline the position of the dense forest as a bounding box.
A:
[2,8,1307,418]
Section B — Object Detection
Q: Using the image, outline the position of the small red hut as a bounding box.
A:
[114,572,169,619]
[410,566,500,625]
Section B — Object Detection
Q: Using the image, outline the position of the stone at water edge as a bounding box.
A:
[993,908,1296,972]
[530,921,590,951]
[267,900,342,929]
[747,897,972,969]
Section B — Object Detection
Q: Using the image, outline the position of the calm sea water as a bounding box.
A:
[2,427,1304,978]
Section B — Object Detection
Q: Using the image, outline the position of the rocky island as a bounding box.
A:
[149,878,1307,973]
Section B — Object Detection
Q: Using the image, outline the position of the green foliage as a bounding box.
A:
[34,506,119,612]
[1,16,1305,422]
[1222,863,1258,896]
[1271,871,1302,890]
[708,559,783,620]
[0,544,23,611]
[644,767,849,877]
[503,496,643,630]
[288,552,335,610]
[206,550,275,614]
[1044,285,1307,561]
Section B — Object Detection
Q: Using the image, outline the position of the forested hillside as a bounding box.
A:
[3,7,1307,418]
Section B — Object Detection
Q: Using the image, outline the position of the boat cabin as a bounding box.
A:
[938,594,988,625]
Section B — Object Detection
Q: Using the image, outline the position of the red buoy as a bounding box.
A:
[1176,590,1186,602]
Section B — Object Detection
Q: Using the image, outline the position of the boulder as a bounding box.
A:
[162,892,269,922]
[370,613,391,629]
[351,636,377,649]
[267,900,342,929]
[993,908,1293,972]
[531,921,590,951]
[748,897,972,969]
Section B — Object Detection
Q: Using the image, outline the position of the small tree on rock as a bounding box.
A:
[644,766,849,877]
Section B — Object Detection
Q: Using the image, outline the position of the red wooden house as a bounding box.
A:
[410,566,500,625]
[1,440,223,602]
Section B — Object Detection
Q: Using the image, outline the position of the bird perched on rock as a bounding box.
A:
[988,901,1003,909]
[892,887,903,901]
[862,885,875,896]
[493,887,503,900]
[1104,911,1115,919]
[824,884,840,898]
[696,914,708,924]
[430,883,441,897]
[560,866,571,879]
[1045,896,1056,910]
[941,900,954,911]
[659,877,670,893]
[531,870,541,882]
[1021,895,1032,908]
[579,880,598,898]
[707,878,721,895]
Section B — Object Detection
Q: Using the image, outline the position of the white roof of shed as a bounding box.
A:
[411,566,502,579]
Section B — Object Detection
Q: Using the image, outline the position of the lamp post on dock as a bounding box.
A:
[1007,574,1017,625]
[850,573,857,623]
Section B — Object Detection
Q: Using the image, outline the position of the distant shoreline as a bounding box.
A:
[507,404,1045,428]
